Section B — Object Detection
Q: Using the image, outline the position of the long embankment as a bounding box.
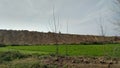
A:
[0,30,119,45]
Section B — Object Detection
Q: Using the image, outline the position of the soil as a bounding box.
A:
[40,56,120,68]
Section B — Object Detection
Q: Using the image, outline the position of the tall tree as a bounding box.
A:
[48,5,61,56]
[111,0,120,57]
[113,0,120,34]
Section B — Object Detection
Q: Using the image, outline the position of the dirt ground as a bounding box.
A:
[40,56,120,68]
[0,56,120,68]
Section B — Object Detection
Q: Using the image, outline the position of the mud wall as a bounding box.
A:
[0,30,118,45]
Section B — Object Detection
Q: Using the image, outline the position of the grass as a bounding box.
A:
[0,44,120,68]
[0,44,120,57]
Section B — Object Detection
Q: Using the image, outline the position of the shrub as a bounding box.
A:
[0,51,26,62]
[0,44,6,47]
[80,42,104,45]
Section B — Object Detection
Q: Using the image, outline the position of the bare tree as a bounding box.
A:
[48,5,61,56]
[65,19,69,56]
[112,0,120,58]
[112,0,120,34]
[99,9,106,41]
[98,8,107,57]
[99,17,106,37]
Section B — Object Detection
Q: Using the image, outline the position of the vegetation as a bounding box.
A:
[0,44,120,68]
[0,44,120,57]
[0,51,27,63]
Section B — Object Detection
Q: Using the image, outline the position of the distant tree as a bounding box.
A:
[112,0,120,34]
[112,0,120,57]
[99,9,106,41]
[48,5,61,56]
[65,19,69,56]
[99,17,106,37]
[48,5,69,56]
[98,7,107,57]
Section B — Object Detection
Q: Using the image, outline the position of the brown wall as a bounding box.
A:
[0,30,119,45]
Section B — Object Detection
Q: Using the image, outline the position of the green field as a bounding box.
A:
[0,44,120,57]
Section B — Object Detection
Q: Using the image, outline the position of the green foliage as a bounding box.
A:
[0,51,26,62]
[0,44,120,57]
[0,44,6,47]
[112,46,120,57]
[80,42,104,45]
[0,44,120,68]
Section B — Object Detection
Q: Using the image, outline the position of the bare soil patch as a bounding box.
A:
[40,56,120,68]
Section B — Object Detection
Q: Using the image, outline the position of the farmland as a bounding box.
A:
[0,44,120,57]
[0,44,120,68]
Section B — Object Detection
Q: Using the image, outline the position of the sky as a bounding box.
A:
[0,0,119,36]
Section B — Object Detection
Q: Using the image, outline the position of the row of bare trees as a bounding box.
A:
[47,0,120,56]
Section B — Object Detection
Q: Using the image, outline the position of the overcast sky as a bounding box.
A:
[0,0,119,36]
